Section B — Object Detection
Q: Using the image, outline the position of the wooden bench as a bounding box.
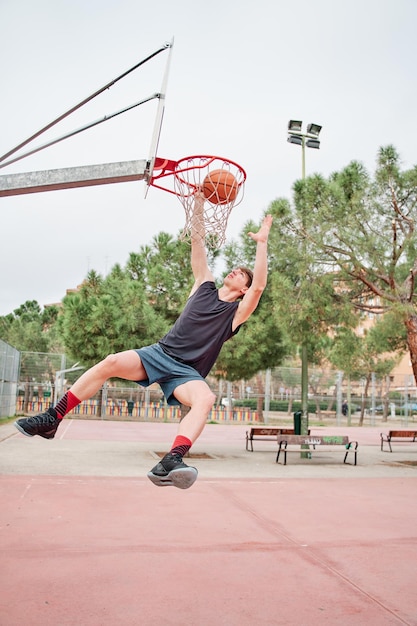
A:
[246,427,310,452]
[380,430,417,452]
[276,435,358,465]
[319,410,336,418]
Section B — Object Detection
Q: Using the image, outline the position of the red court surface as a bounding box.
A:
[1,420,417,625]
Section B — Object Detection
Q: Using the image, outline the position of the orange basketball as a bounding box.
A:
[202,169,238,205]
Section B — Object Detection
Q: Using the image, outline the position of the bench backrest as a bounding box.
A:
[279,428,309,435]
[249,428,311,436]
[249,426,310,439]
[249,428,279,436]
[388,430,417,438]
[277,435,349,446]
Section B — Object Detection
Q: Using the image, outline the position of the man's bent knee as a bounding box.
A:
[174,381,215,411]
[205,390,216,410]
[100,353,120,373]
[195,389,216,413]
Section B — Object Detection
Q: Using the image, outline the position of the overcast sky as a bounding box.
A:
[1,0,416,316]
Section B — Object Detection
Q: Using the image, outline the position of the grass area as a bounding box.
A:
[0,416,16,425]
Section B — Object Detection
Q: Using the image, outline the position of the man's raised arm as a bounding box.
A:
[233,214,273,327]
[189,191,214,295]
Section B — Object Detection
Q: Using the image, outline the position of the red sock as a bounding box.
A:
[53,390,81,419]
[170,435,192,457]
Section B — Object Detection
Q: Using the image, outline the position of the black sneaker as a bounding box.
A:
[14,409,61,439]
[147,452,198,489]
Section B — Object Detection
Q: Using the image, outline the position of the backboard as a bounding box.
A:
[0,41,174,196]
[144,38,174,197]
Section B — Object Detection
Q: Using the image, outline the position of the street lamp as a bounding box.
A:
[287,119,322,435]
[288,120,322,178]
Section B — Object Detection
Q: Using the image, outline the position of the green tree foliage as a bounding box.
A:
[266,196,355,367]
[58,233,204,368]
[125,231,218,324]
[214,294,287,382]
[0,301,63,411]
[0,300,60,353]
[329,324,398,424]
[58,268,169,368]
[312,146,417,381]
[268,146,417,384]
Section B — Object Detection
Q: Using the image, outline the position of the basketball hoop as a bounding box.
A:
[148,155,246,248]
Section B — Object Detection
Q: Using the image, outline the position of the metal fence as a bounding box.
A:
[1,348,416,424]
[0,340,20,418]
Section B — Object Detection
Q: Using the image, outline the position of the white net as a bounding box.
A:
[171,156,246,249]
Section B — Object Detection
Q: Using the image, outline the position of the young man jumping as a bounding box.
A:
[15,194,273,489]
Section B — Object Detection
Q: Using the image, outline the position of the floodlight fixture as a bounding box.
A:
[287,120,323,150]
[287,135,303,146]
[288,119,303,133]
[306,123,322,137]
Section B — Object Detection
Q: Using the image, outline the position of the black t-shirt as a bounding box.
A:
[159,281,241,377]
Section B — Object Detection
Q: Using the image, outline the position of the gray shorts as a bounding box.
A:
[134,343,205,406]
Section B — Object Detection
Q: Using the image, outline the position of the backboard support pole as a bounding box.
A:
[0,160,147,197]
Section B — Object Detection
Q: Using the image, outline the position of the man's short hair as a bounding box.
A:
[239,267,253,288]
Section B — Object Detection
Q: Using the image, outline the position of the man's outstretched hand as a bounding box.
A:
[248,214,273,243]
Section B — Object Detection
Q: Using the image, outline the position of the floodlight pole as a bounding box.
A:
[300,135,308,436]
[287,121,322,436]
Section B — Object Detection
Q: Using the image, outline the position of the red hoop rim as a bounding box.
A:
[148,154,247,196]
